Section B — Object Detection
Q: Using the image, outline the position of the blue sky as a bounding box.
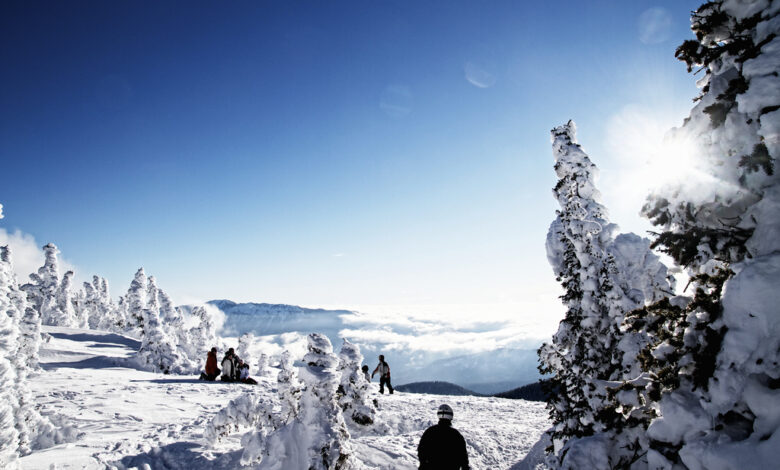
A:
[1,1,700,337]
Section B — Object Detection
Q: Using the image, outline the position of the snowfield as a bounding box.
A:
[20,326,549,469]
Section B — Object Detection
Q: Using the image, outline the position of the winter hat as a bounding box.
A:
[437,404,453,420]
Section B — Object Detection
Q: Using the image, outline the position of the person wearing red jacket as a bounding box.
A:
[199,347,220,381]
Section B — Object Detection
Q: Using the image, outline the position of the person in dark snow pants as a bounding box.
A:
[417,404,469,470]
[371,354,393,394]
[199,347,220,381]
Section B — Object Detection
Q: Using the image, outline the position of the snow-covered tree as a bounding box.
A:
[633,2,780,467]
[257,352,269,377]
[50,270,77,327]
[205,392,277,446]
[539,122,675,468]
[124,268,147,337]
[136,277,185,375]
[0,247,21,468]
[185,305,218,363]
[17,306,42,371]
[277,350,302,424]
[81,275,117,331]
[1,246,79,458]
[336,339,376,426]
[21,243,61,326]
[243,335,355,469]
[237,332,255,370]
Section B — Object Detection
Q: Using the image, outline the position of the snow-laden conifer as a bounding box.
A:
[632,2,780,467]
[18,306,42,371]
[256,352,269,377]
[336,339,376,426]
[235,351,302,466]
[244,335,355,469]
[50,270,77,327]
[124,268,147,337]
[205,392,278,447]
[277,350,302,424]
[1,247,79,457]
[185,305,218,364]
[81,276,116,331]
[539,122,675,467]
[136,277,185,375]
[237,332,255,369]
[0,247,21,468]
[21,243,61,326]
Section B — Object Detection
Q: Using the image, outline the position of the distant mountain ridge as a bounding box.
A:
[395,380,548,402]
[395,381,484,397]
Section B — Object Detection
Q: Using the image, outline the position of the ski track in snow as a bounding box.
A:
[20,326,549,469]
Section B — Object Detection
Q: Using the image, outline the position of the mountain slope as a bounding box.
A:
[19,326,550,469]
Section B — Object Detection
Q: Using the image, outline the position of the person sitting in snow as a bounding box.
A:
[372,354,393,394]
[221,348,236,382]
[199,347,220,381]
[417,404,469,470]
[238,361,258,385]
[362,364,370,382]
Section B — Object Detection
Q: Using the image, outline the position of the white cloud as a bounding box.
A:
[0,228,78,285]
[464,61,496,88]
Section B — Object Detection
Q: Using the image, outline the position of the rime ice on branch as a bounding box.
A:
[636,2,780,468]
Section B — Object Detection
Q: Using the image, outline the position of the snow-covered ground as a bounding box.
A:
[20,326,549,469]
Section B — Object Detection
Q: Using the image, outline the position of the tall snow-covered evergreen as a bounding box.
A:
[186,305,218,363]
[136,276,185,375]
[337,339,376,426]
[0,247,21,468]
[82,275,117,331]
[277,350,303,424]
[21,243,61,327]
[124,268,147,337]
[1,246,78,459]
[634,2,780,467]
[539,122,675,467]
[52,270,77,327]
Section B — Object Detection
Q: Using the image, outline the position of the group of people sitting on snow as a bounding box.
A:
[199,345,394,393]
[199,346,257,385]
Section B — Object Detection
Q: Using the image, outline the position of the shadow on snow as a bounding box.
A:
[112,442,243,470]
[48,331,142,350]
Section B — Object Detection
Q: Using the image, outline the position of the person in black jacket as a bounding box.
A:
[417,404,469,470]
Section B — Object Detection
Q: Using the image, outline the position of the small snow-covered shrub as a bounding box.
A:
[337,339,376,427]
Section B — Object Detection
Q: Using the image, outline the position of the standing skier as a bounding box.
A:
[417,404,469,470]
[371,354,393,394]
